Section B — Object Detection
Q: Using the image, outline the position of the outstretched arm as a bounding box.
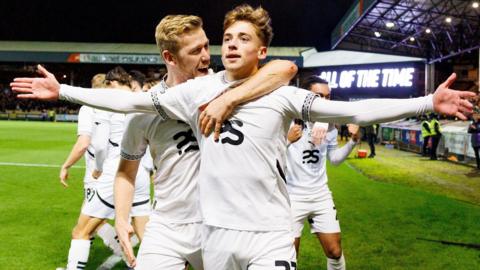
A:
[114,158,140,268]
[199,60,297,140]
[308,73,474,125]
[11,65,156,113]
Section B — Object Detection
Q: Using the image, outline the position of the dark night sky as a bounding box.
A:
[0,0,355,50]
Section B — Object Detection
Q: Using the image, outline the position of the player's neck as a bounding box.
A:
[164,70,190,88]
[225,65,259,82]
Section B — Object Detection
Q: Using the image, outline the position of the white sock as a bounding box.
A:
[327,253,346,270]
[96,223,123,256]
[66,239,90,270]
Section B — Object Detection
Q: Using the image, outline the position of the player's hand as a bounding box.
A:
[59,166,69,188]
[287,124,303,144]
[92,170,102,180]
[432,73,476,120]
[10,64,61,101]
[199,93,235,142]
[115,220,136,267]
[347,124,360,142]
[311,123,328,145]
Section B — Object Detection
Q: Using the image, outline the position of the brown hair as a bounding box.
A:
[105,66,131,87]
[143,77,161,91]
[155,15,203,55]
[223,4,273,47]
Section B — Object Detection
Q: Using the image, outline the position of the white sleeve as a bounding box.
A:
[59,80,204,124]
[91,111,111,172]
[120,114,149,161]
[308,94,434,125]
[327,140,356,166]
[77,106,93,136]
[60,85,156,113]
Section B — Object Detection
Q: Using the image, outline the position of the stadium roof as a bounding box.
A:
[331,0,480,63]
[0,41,310,66]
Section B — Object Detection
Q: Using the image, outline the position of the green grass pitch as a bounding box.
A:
[0,121,479,269]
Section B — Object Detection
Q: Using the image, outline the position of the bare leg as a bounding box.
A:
[131,215,149,241]
[316,232,345,270]
[72,214,105,240]
[294,237,301,258]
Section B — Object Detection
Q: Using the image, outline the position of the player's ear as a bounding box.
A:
[257,46,267,60]
[162,50,176,66]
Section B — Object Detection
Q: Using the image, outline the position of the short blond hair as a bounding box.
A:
[155,15,203,55]
[91,73,106,88]
[223,4,273,47]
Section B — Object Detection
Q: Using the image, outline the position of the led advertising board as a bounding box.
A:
[314,62,425,101]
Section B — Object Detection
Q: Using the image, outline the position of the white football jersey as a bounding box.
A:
[121,84,201,224]
[92,109,150,194]
[286,125,338,201]
[150,71,317,231]
[77,105,95,186]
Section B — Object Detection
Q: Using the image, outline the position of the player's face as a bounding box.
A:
[310,83,331,100]
[174,28,211,79]
[222,21,267,80]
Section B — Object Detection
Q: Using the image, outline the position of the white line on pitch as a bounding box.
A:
[0,162,85,168]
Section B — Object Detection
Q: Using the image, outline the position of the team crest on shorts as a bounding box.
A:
[84,188,96,202]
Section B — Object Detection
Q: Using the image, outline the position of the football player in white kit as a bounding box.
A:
[114,15,298,269]
[286,76,360,270]
[59,73,129,270]
[12,4,475,269]
[62,67,152,270]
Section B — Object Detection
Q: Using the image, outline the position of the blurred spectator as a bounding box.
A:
[339,124,348,141]
[48,109,55,121]
[429,114,442,160]
[365,125,377,158]
[420,114,431,156]
[0,82,80,113]
[41,109,48,121]
[468,115,480,169]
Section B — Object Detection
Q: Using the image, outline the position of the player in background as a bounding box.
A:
[58,73,130,270]
[285,76,360,270]
[11,4,475,269]
[63,67,151,270]
[129,70,146,92]
[90,66,152,239]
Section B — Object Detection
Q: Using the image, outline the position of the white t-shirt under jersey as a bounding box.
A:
[149,71,316,232]
[77,105,95,186]
[121,83,202,224]
[286,125,338,201]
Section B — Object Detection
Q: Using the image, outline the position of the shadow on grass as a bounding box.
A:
[417,237,480,250]
[465,169,480,178]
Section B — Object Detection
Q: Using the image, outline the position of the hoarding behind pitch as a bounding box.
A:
[313,62,425,101]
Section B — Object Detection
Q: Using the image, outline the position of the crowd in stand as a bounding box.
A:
[0,83,80,113]
[0,68,163,114]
